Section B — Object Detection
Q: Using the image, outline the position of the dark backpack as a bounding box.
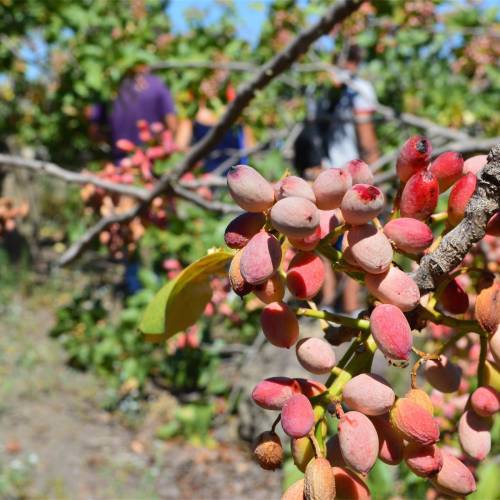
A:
[293,85,345,175]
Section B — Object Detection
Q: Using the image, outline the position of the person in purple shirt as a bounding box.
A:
[88,62,177,294]
[90,62,177,161]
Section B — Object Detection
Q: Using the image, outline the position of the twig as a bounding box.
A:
[0,154,150,201]
[152,60,257,72]
[374,104,469,142]
[154,58,480,144]
[58,204,143,266]
[156,59,471,144]
[208,129,289,177]
[414,142,500,293]
[165,0,366,182]
[170,184,241,214]
[369,149,399,174]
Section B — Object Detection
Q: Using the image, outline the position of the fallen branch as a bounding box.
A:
[414,142,500,293]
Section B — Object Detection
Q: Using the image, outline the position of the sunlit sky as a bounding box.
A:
[9,0,499,82]
[168,0,300,44]
[168,0,499,45]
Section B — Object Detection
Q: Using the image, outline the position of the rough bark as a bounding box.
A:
[414,142,500,293]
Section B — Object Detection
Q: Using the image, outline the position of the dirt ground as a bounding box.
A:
[0,291,281,499]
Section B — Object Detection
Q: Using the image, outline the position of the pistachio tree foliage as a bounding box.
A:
[1,1,499,498]
[1,0,498,165]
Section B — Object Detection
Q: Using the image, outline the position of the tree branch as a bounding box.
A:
[0,133,286,194]
[57,0,366,266]
[162,0,366,182]
[169,184,241,214]
[155,59,470,143]
[58,204,143,266]
[374,104,469,142]
[0,154,150,201]
[414,142,500,293]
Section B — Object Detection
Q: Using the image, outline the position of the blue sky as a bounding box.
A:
[168,0,275,44]
[168,0,499,45]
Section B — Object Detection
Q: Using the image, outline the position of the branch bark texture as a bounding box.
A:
[414,142,500,293]
[163,0,365,182]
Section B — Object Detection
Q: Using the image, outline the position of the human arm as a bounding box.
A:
[353,80,379,163]
[166,113,178,134]
[85,104,107,144]
[355,114,379,163]
[175,118,193,152]
[157,80,177,133]
[243,125,256,148]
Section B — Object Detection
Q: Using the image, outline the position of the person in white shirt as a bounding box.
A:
[327,44,380,168]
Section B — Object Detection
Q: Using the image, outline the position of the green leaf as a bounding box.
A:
[470,461,499,500]
[138,249,233,339]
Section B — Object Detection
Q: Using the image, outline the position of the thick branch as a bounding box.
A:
[414,142,500,293]
[163,0,365,182]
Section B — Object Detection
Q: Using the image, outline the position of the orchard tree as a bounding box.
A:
[0,1,499,497]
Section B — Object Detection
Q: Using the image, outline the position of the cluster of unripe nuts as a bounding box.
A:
[222,136,499,498]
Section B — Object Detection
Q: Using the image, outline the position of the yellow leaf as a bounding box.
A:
[139,249,233,339]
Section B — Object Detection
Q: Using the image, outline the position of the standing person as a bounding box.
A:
[294,44,379,172]
[90,56,177,163]
[326,44,379,167]
[88,56,177,294]
[328,44,380,313]
[176,64,254,174]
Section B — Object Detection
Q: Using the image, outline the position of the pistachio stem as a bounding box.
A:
[295,307,370,331]
[419,304,483,333]
[271,414,281,433]
[309,430,323,458]
[477,334,488,387]
[410,349,440,389]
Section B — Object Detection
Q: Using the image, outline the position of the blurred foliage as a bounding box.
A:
[49,199,262,412]
[0,453,37,499]
[49,267,259,402]
[1,0,498,165]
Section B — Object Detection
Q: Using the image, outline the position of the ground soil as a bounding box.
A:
[0,291,281,499]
